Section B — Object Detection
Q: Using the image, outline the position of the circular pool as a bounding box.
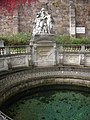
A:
[2,85,90,120]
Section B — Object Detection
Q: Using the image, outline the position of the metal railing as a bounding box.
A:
[0,111,13,120]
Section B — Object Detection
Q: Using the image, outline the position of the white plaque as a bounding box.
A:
[76,27,85,34]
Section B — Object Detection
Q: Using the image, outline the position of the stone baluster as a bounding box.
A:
[26,46,31,53]
[5,46,10,55]
[0,48,3,55]
[80,45,85,65]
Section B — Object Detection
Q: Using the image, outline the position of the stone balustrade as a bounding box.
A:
[0,45,31,55]
[62,45,81,52]
[1,45,90,56]
[0,45,90,71]
[0,45,32,71]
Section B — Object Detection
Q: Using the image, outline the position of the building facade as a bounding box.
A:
[0,0,90,37]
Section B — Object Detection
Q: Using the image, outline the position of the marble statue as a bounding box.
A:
[32,8,53,36]
[46,13,53,34]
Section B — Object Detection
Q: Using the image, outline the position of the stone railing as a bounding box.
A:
[57,44,90,66]
[57,44,90,53]
[63,45,81,52]
[1,44,90,56]
[0,111,13,120]
[58,44,90,53]
[0,44,90,71]
[0,45,31,55]
[0,45,32,71]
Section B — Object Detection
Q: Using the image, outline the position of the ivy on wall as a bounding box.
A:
[0,0,38,15]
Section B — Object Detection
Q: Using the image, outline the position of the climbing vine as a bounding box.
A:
[0,0,38,14]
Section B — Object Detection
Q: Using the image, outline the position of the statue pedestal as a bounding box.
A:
[30,34,57,67]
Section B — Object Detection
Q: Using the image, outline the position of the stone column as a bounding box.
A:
[69,0,76,37]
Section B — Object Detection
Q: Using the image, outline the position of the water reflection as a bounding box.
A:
[4,90,90,120]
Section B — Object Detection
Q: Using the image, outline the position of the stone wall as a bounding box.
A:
[0,0,90,37]
[18,0,70,35]
[76,0,90,37]
[0,66,90,106]
[0,10,18,35]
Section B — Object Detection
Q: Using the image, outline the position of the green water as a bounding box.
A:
[4,90,90,120]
